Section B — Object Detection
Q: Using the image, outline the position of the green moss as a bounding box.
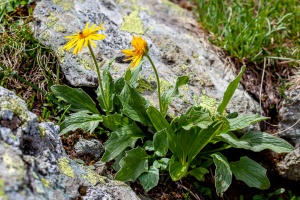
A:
[57,157,75,178]
[41,178,50,188]
[82,168,105,185]
[53,0,74,11]
[199,94,218,115]
[137,79,155,93]
[0,179,8,200]
[120,10,145,34]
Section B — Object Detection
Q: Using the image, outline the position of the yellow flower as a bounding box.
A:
[63,22,106,54]
[121,35,148,69]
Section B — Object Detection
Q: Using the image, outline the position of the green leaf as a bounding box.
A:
[176,106,212,130]
[101,123,146,162]
[217,65,245,114]
[115,147,149,181]
[124,64,143,87]
[219,131,294,153]
[138,166,159,192]
[102,113,131,131]
[118,82,151,126]
[97,66,115,112]
[153,129,168,156]
[228,114,269,131]
[147,106,176,152]
[161,76,189,116]
[188,167,209,181]
[59,111,102,136]
[153,158,170,170]
[169,156,189,181]
[143,140,154,151]
[51,85,99,114]
[212,153,232,197]
[229,156,270,189]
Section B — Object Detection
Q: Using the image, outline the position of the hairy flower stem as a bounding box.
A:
[88,44,109,114]
[146,54,162,113]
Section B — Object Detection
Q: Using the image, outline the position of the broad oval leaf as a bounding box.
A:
[102,113,131,131]
[59,111,102,136]
[212,153,232,197]
[229,156,270,189]
[228,114,269,131]
[138,166,159,192]
[115,147,149,182]
[188,167,209,181]
[169,156,189,181]
[101,123,146,162]
[51,85,99,114]
[153,129,168,156]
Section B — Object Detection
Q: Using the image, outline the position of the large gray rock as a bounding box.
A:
[277,89,300,180]
[32,0,260,116]
[0,86,139,200]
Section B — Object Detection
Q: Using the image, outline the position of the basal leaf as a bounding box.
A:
[188,167,209,181]
[212,153,232,197]
[228,114,269,131]
[59,110,102,136]
[118,82,151,126]
[51,85,99,114]
[153,129,168,156]
[230,156,270,189]
[169,156,189,181]
[102,113,131,131]
[153,158,170,170]
[240,131,294,153]
[97,68,115,112]
[161,76,188,116]
[219,131,294,153]
[101,123,146,162]
[147,106,176,153]
[217,65,245,114]
[115,147,149,182]
[138,166,159,192]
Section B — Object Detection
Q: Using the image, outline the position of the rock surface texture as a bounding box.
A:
[32,0,260,116]
[0,86,139,200]
[277,89,300,180]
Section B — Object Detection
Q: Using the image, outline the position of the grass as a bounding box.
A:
[193,0,300,65]
[0,4,65,122]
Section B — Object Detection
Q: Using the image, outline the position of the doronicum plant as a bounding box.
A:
[51,22,294,196]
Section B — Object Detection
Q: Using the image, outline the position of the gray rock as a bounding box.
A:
[277,148,300,181]
[276,89,300,180]
[75,138,105,158]
[32,0,260,117]
[0,86,139,200]
[278,89,300,146]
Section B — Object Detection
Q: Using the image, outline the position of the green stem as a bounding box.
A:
[146,53,162,113]
[88,44,108,114]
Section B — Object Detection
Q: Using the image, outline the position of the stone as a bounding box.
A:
[0,86,139,200]
[75,138,105,158]
[276,89,300,180]
[32,0,260,117]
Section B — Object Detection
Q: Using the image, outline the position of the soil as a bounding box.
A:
[2,1,299,200]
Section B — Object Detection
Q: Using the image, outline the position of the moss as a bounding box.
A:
[120,10,145,34]
[0,95,29,122]
[53,0,74,11]
[199,94,218,116]
[54,25,66,33]
[78,57,95,70]
[41,178,50,188]
[39,126,46,137]
[57,157,75,178]
[0,179,8,200]
[82,168,105,185]
[137,79,155,93]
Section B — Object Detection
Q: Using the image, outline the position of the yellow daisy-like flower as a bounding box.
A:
[63,22,106,54]
[121,35,149,69]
